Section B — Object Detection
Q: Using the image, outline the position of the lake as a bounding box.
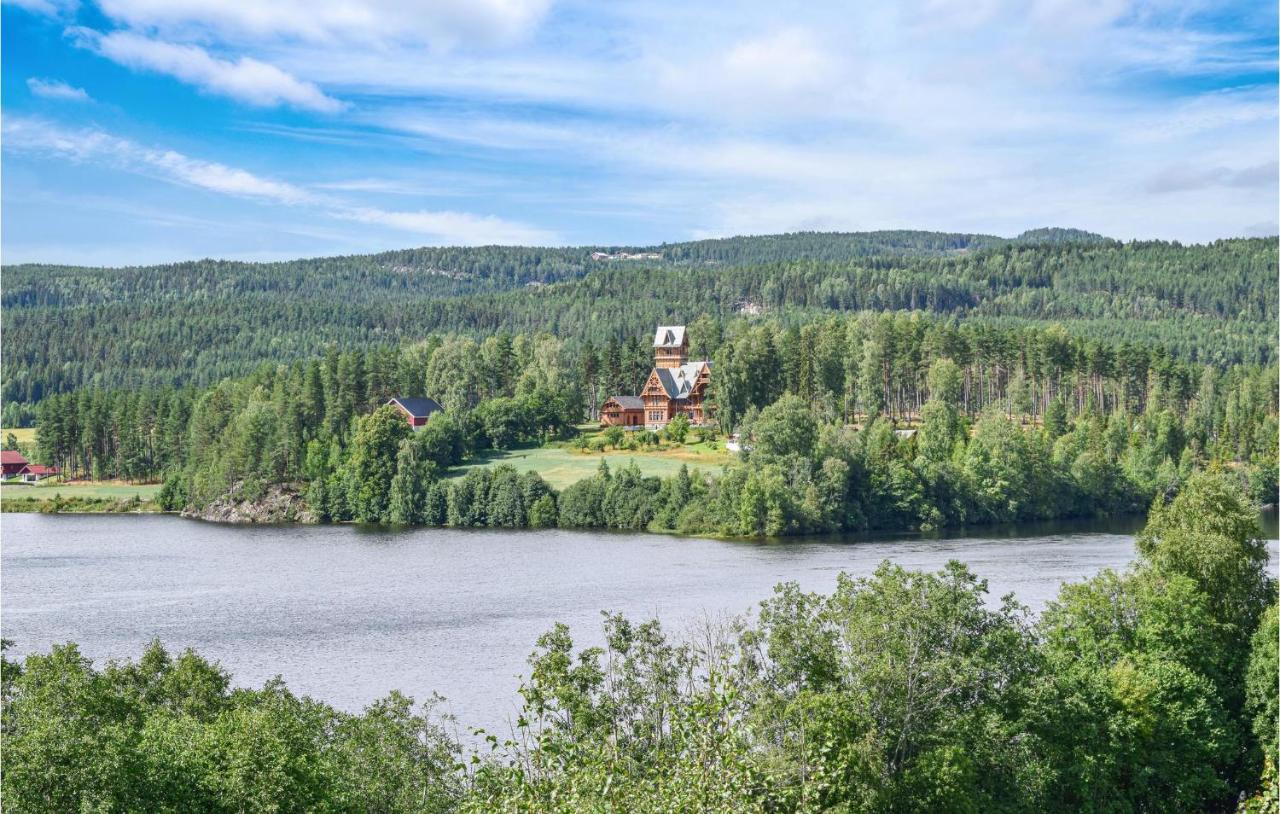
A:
[4,513,1276,735]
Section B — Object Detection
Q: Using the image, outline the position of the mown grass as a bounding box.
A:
[450,428,735,490]
[1,481,162,512]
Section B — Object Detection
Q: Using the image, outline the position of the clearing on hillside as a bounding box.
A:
[450,442,733,490]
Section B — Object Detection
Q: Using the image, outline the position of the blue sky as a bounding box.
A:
[3,0,1276,264]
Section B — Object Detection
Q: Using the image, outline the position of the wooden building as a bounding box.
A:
[600,396,644,428]
[603,325,713,430]
[653,325,687,368]
[641,360,712,428]
[18,464,58,483]
[1,450,29,477]
[388,396,443,429]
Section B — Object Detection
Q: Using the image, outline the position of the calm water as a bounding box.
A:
[4,513,1277,734]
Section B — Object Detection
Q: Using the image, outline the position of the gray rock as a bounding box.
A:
[184,482,317,524]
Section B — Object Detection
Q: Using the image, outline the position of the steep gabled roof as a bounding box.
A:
[653,325,686,348]
[388,396,443,418]
[652,361,709,399]
[605,395,645,410]
[1,450,28,466]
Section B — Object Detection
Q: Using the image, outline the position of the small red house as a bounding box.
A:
[388,396,443,428]
[600,396,644,428]
[18,464,59,483]
[1,450,29,477]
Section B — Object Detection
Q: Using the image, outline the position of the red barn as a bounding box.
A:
[1,450,29,477]
[388,396,443,428]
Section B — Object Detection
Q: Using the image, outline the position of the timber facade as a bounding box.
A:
[602,325,713,430]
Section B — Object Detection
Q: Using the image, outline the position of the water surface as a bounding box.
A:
[4,513,1275,734]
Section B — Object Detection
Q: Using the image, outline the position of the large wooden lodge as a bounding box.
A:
[601,325,712,430]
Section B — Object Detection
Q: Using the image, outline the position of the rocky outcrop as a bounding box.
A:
[183,482,317,524]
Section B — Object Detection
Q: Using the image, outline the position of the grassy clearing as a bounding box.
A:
[1,427,37,445]
[13,481,161,500]
[451,429,735,490]
[1,481,162,512]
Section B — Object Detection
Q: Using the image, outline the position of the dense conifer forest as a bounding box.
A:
[4,232,1274,406]
[4,473,1277,812]
[28,311,1277,534]
[9,231,1275,536]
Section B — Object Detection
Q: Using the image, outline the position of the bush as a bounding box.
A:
[603,425,625,449]
[663,414,690,443]
[156,473,188,511]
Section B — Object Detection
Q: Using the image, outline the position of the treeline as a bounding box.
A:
[657,228,1013,263]
[34,333,588,484]
[5,235,1273,403]
[5,474,1277,812]
[32,315,1277,533]
[333,385,1274,535]
[707,313,1277,431]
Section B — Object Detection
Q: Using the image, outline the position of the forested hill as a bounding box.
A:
[0,229,1111,304]
[3,231,1274,404]
[2,229,1013,307]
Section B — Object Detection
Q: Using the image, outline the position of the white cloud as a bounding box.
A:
[1144,161,1279,194]
[148,150,319,203]
[70,28,344,112]
[340,207,557,245]
[721,28,836,95]
[647,27,860,121]
[26,77,91,101]
[1,117,557,245]
[7,0,1277,254]
[93,0,552,48]
[313,178,426,194]
[2,0,77,18]
[3,116,318,203]
[256,1,1272,135]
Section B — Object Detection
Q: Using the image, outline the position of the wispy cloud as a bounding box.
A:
[342,208,556,245]
[3,116,318,203]
[3,0,1276,259]
[1145,160,1279,193]
[68,28,345,112]
[26,77,91,101]
[3,0,77,18]
[93,0,552,48]
[2,117,557,244]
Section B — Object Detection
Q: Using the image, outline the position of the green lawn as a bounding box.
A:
[1,481,161,502]
[450,442,734,490]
